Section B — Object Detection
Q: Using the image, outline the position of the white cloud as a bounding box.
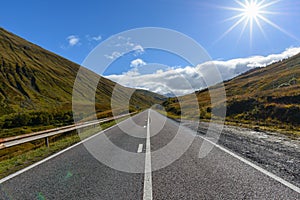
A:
[67,35,80,46]
[106,65,205,96]
[132,45,144,55]
[130,58,146,68]
[104,51,124,60]
[202,47,300,81]
[92,35,102,41]
[105,47,300,96]
[104,36,145,60]
[86,34,102,42]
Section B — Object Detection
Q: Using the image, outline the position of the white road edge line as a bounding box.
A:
[137,144,143,153]
[197,134,300,193]
[0,114,136,184]
[143,109,153,200]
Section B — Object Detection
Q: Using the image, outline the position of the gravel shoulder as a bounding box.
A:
[180,120,300,188]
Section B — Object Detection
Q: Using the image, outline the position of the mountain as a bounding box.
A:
[0,27,165,135]
[163,53,300,132]
[163,92,176,98]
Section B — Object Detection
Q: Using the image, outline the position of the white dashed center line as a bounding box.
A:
[137,144,143,153]
[143,109,153,200]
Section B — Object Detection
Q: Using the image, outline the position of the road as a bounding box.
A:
[181,119,300,188]
[0,110,299,199]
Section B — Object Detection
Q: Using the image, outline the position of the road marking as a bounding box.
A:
[143,109,153,200]
[0,112,143,184]
[137,144,143,153]
[197,134,300,194]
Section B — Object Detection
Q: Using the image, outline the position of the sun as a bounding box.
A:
[243,1,260,19]
[218,0,297,45]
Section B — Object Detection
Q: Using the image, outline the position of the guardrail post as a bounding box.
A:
[45,137,49,147]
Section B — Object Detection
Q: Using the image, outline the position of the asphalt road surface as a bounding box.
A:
[0,110,299,199]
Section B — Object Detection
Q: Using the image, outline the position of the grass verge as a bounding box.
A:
[158,110,300,138]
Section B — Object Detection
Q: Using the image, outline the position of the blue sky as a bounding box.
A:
[1,0,300,95]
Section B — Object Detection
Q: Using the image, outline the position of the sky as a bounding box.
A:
[1,0,300,95]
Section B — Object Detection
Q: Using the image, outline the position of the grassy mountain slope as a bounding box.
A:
[163,53,300,133]
[0,27,165,136]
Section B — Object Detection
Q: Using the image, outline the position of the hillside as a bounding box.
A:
[0,28,165,136]
[163,53,300,133]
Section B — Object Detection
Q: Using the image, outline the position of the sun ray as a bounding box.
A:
[254,16,268,41]
[259,10,280,15]
[234,0,245,7]
[258,0,281,10]
[258,15,300,41]
[256,0,267,7]
[222,7,245,12]
[235,0,248,9]
[223,13,245,22]
[215,15,247,44]
[249,16,254,46]
[237,17,250,44]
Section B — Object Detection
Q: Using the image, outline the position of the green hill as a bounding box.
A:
[0,27,165,137]
[163,53,300,134]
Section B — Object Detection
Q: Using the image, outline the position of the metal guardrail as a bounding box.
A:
[0,113,135,149]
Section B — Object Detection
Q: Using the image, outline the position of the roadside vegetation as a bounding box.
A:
[0,111,73,138]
